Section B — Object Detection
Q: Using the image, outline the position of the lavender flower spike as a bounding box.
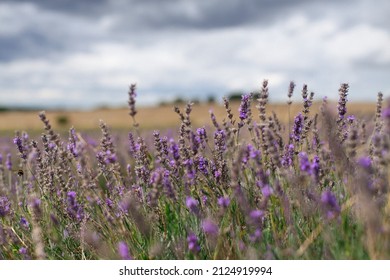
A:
[217,196,230,208]
[187,233,200,253]
[321,190,341,219]
[292,113,304,143]
[238,94,251,126]
[118,241,132,260]
[13,135,27,160]
[186,196,199,214]
[201,219,219,236]
[0,196,11,217]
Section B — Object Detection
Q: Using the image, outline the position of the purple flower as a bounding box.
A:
[299,152,311,174]
[187,233,200,253]
[0,196,11,217]
[128,84,137,118]
[162,170,175,200]
[118,241,132,260]
[201,219,219,236]
[19,247,28,255]
[321,190,341,219]
[214,130,227,152]
[170,139,180,161]
[217,196,230,208]
[183,159,196,180]
[347,115,355,123]
[186,196,199,214]
[197,156,209,175]
[20,217,29,230]
[292,113,304,142]
[261,185,273,198]
[105,150,117,164]
[249,228,262,242]
[105,198,113,208]
[196,127,207,141]
[282,144,295,167]
[239,94,251,124]
[19,247,29,259]
[358,156,372,169]
[311,155,321,181]
[337,83,349,120]
[250,210,265,222]
[383,106,390,118]
[66,191,84,221]
[128,132,136,154]
[13,136,27,160]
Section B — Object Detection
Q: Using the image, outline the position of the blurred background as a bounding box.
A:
[0,0,389,131]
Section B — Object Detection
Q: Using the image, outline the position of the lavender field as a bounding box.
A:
[0,81,389,260]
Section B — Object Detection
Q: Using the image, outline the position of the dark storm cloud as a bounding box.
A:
[5,0,352,30]
[0,0,389,107]
[0,0,355,62]
[5,0,108,16]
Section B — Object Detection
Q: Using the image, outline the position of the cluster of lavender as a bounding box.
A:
[0,82,389,260]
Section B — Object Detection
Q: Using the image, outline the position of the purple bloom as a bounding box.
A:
[310,155,320,180]
[105,150,117,164]
[321,190,341,219]
[261,185,273,198]
[183,159,196,180]
[105,198,113,208]
[196,127,207,140]
[249,228,262,242]
[383,106,390,118]
[299,152,311,174]
[66,191,84,221]
[217,196,230,208]
[0,196,11,217]
[186,196,199,214]
[250,210,265,222]
[282,144,295,167]
[13,136,27,160]
[19,247,29,259]
[239,94,251,124]
[170,139,180,161]
[197,156,209,175]
[214,170,222,180]
[201,219,219,236]
[20,217,29,230]
[358,156,372,169]
[292,113,304,142]
[128,132,136,154]
[347,115,355,123]
[214,130,227,152]
[337,83,349,120]
[19,247,28,255]
[128,84,137,118]
[162,170,175,200]
[187,232,200,253]
[118,241,132,260]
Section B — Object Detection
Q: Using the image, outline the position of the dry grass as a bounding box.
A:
[0,101,376,134]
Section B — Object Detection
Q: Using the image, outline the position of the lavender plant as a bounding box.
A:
[0,81,389,260]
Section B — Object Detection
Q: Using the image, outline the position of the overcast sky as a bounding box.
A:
[0,0,389,109]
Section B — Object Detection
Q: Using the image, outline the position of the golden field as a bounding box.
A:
[0,101,377,135]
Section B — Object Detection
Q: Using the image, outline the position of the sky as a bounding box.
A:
[0,0,389,109]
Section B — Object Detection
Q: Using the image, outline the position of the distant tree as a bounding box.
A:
[173,97,185,104]
[56,115,69,127]
[207,95,216,103]
[228,91,245,101]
